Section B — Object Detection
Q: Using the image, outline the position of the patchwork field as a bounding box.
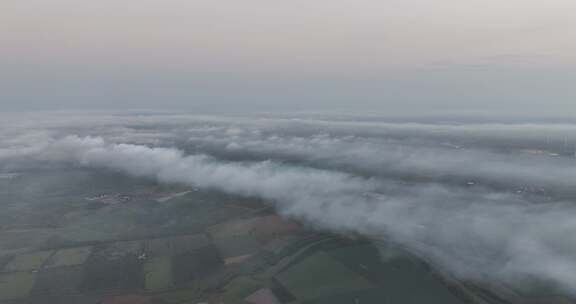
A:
[0,169,479,304]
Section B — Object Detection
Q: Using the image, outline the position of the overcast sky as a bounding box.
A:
[2,0,576,115]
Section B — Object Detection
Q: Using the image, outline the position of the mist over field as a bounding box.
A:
[3,1,576,302]
[3,112,576,294]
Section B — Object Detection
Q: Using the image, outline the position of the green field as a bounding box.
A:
[144,257,173,291]
[3,250,53,272]
[277,252,373,302]
[32,265,84,295]
[146,238,173,257]
[222,276,262,304]
[154,287,200,303]
[327,244,466,304]
[45,246,93,268]
[0,272,36,300]
[213,236,260,259]
[170,234,211,254]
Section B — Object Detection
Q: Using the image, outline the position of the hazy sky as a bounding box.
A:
[2,0,576,114]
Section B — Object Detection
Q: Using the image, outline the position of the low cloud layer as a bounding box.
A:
[3,112,576,294]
